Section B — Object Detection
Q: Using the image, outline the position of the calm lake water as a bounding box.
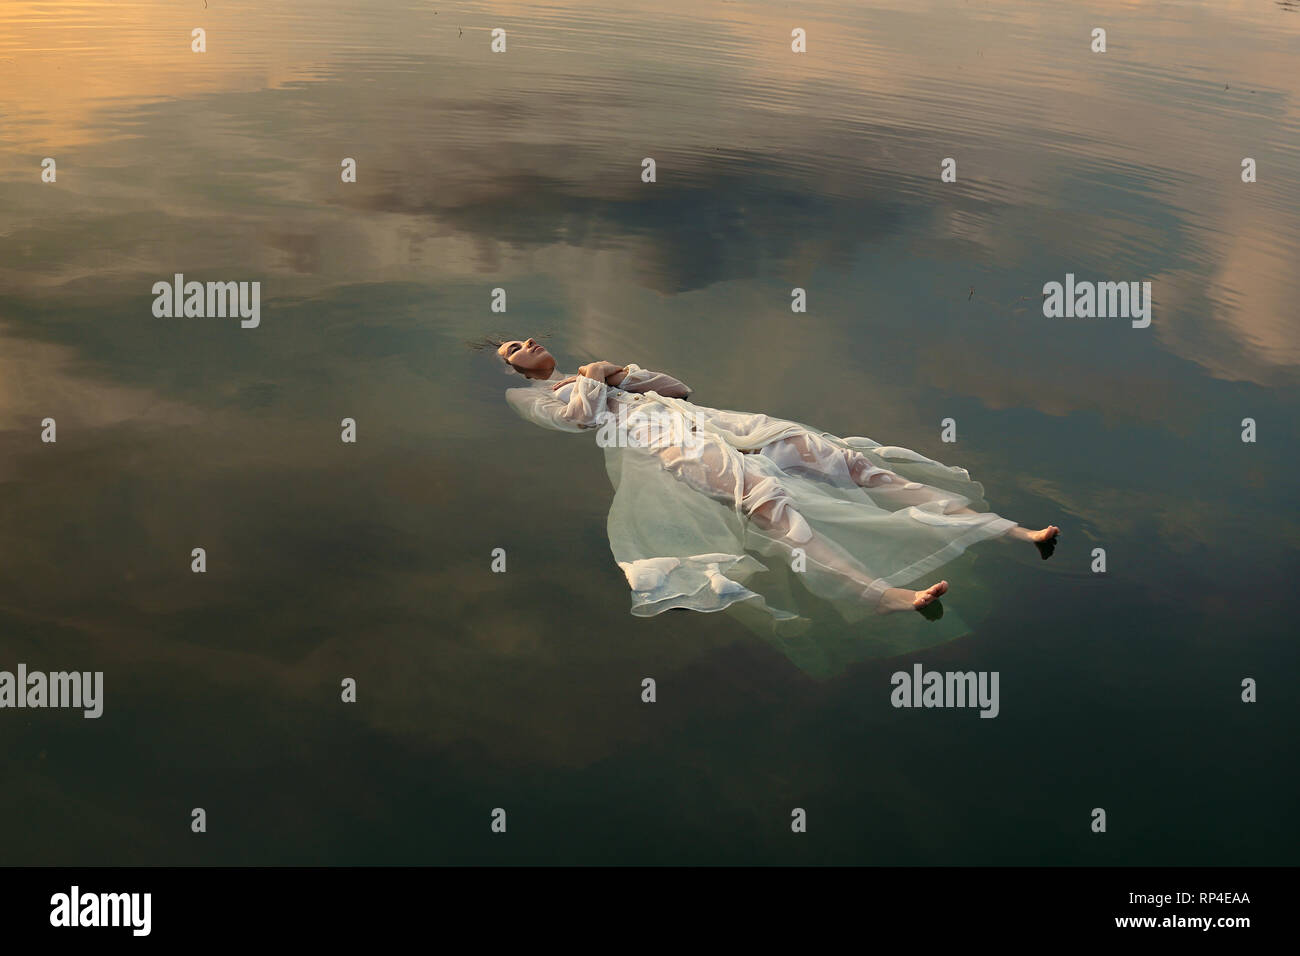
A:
[0,0,1296,864]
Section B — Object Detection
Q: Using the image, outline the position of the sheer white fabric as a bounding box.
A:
[506,365,1016,621]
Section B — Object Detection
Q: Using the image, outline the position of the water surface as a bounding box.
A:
[0,0,1296,864]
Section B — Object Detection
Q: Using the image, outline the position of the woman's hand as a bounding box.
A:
[553,362,625,391]
[578,361,626,383]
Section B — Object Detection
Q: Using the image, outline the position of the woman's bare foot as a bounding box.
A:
[1006,523,1061,559]
[1009,524,1059,543]
[878,580,949,614]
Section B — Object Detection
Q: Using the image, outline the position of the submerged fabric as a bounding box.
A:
[506,366,1016,623]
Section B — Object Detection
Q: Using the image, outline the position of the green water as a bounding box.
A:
[0,0,1295,864]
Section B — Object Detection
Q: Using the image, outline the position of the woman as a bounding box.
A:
[494,336,1059,621]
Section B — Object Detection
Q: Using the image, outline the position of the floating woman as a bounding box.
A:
[491,337,1059,622]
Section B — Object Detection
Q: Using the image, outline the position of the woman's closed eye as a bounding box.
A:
[506,343,521,356]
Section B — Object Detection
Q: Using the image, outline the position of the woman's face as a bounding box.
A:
[497,338,556,379]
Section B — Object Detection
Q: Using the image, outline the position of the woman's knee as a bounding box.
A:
[848,454,900,487]
[741,478,812,543]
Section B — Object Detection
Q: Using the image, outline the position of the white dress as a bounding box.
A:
[507,365,1016,622]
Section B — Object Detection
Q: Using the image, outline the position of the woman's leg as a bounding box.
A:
[844,455,1060,548]
[740,481,948,612]
[657,442,947,612]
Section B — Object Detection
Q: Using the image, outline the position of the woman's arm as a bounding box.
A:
[616,365,692,399]
[556,373,612,425]
[551,361,693,400]
[551,361,625,391]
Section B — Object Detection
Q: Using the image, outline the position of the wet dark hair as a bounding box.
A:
[466,332,557,380]
[466,333,507,352]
